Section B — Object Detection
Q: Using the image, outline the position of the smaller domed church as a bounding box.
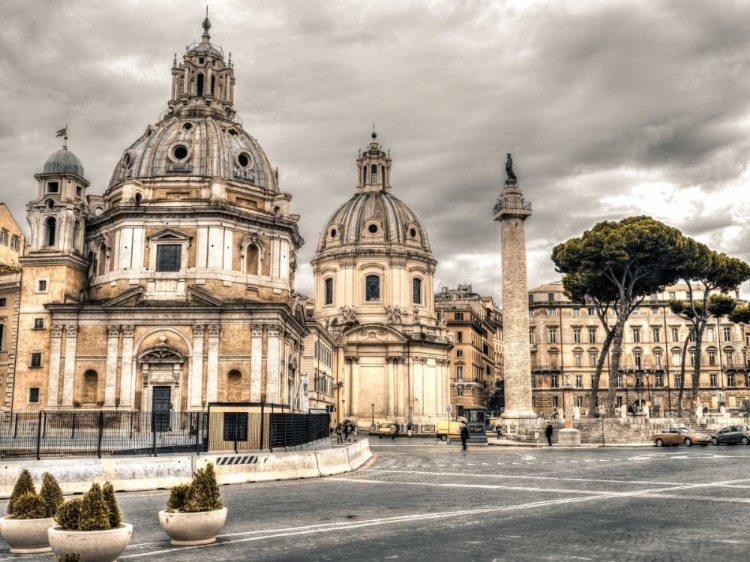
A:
[312,133,453,428]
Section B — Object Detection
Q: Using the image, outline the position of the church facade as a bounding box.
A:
[13,16,308,413]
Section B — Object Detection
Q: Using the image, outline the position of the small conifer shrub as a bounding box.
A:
[7,469,36,516]
[40,472,65,518]
[78,483,110,531]
[55,498,83,531]
[102,482,122,529]
[55,482,122,531]
[12,492,48,519]
[166,483,191,513]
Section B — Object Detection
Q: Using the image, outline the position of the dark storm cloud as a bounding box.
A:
[3,0,750,301]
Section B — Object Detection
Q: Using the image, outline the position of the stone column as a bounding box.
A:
[250,324,263,402]
[120,325,135,408]
[206,325,220,404]
[61,325,78,408]
[104,325,120,408]
[386,356,396,417]
[351,357,359,417]
[492,162,536,427]
[46,325,64,408]
[190,325,205,409]
[266,326,281,403]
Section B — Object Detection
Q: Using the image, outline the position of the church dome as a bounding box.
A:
[317,191,431,253]
[107,116,277,191]
[43,148,85,178]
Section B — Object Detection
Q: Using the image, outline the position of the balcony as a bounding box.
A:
[531,365,561,373]
[493,199,532,216]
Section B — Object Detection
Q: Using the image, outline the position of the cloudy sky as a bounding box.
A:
[2,0,750,301]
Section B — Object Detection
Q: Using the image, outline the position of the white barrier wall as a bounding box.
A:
[0,440,371,498]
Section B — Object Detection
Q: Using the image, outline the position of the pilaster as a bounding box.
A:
[250,324,263,402]
[120,325,135,408]
[190,325,205,409]
[61,325,78,408]
[46,325,64,408]
[206,324,220,404]
[266,325,281,403]
[104,325,120,407]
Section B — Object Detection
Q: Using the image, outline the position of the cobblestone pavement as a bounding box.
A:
[2,443,750,561]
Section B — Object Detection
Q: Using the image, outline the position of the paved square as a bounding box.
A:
[2,441,750,561]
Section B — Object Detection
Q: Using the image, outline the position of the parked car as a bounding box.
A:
[374,421,398,439]
[652,427,710,447]
[710,425,750,446]
[435,420,462,441]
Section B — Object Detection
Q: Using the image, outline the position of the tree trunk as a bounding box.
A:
[588,331,614,418]
[690,325,705,406]
[606,310,628,417]
[676,335,689,417]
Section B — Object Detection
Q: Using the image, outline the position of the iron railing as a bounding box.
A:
[0,409,330,460]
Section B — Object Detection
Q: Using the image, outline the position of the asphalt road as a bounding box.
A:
[2,440,750,561]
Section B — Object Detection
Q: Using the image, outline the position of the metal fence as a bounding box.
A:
[0,409,330,460]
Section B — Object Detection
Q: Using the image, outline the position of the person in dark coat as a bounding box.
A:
[545,423,554,446]
[460,423,469,451]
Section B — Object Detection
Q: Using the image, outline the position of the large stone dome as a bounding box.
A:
[317,191,431,254]
[108,116,277,192]
[43,148,85,178]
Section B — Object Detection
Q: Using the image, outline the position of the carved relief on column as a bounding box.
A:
[120,325,135,408]
[46,325,64,408]
[61,326,78,407]
[104,325,120,407]
[266,325,281,403]
[189,325,205,409]
[206,325,220,404]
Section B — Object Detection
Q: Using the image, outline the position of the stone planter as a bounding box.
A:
[158,507,227,545]
[48,523,132,562]
[0,516,55,553]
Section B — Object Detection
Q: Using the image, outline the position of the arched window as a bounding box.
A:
[227,370,242,402]
[97,245,107,276]
[134,193,142,206]
[244,244,259,275]
[362,167,366,185]
[83,370,98,404]
[196,74,204,96]
[325,278,334,305]
[45,217,56,247]
[381,165,385,185]
[412,278,422,305]
[370,164,378,185]
[365,275,380,302]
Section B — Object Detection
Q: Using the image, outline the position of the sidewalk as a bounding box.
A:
[486,437,653,448]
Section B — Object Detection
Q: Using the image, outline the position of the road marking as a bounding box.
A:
[118,477,750,559]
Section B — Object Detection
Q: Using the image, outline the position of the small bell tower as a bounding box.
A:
[356,127,392,193]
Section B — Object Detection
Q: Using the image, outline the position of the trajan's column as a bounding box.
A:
[493,154,537,432]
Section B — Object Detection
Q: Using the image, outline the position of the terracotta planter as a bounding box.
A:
[158,507,227,545]
[48,523,132,562]
[0,516,55,553]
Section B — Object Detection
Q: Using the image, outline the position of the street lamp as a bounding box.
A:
[635,375,644,414]
[334,380,344,424]
[371,403,375,432]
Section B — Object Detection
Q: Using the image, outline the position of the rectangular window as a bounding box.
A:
[10,235,20,251]
[724,327,732,341]
[548,307,556,316]
[548,292,554,302]
[29,388,40,404]
[675,374,682,387]
[589,352,597,367]
[632,328,640,343]
[576,396,584,408]
[529,330,535,345]
[34,318,44,330]
[324,278,333,305]
[671,327,679,342]
[651,307,659,315]
[617,374,624,388]
[456,349,463,358]
[588,328,596,343]
[728,373,736,387]
[572,307,580,316]
[365,275,380,301]
[222,412,248,441]
[672,351,681,366]
[552,396,559,408]
[587,307,595,316]
[616,396,623,408]
[37,279,48,293]
[707,328,714,342]
[551,375,559,388]
[0,230,7,245]
[652,327,660,342]
[0,297,5,307]
[727,352,734,366]
[30,352,42,368]
[669,292,676,299]
[76,186,83,198]
[456,365,464,380]
[709,351,716,366]
[710,374,717,387]
[454,312,464,321]
[0,324,3,351]
[575,375,583,388]
[574,353,582,367]
[548,328,557,343]
[47,181,59,193]
[573,329,581,344]
[655,373,663,387]
[456,331,463,343]
[689,351,696,366]
[635,352,642,369]
[412,278,422,305]
[654,353,662,369]
[156,244,182,272]
[688,329,696,343]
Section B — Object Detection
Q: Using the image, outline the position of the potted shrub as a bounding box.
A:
[158,463,227,545]
[0,470,64,553]
[48,482,132,562]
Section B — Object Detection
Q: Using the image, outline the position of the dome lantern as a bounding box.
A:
[357,129,392,194]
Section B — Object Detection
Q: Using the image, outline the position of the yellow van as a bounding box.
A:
[435,420,462,441]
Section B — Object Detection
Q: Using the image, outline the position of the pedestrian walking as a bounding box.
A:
[392,423,399,440]
[335,423,343,444]
[545,423,553,446]
[352,424,358,442]
[407,422,413,438]
[343,423,350,443]
[460,423,469,451]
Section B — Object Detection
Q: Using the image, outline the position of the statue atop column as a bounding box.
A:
[505,153,517,182]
